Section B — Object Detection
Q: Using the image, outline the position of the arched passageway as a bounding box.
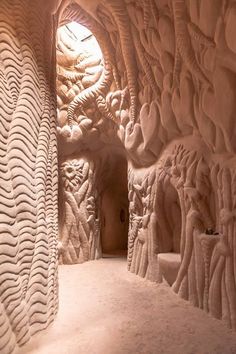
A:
[56,21,129,263]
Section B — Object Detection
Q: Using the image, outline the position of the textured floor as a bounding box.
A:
[17,258,236,354]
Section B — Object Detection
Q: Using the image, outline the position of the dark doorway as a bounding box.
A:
[100,155,129,257]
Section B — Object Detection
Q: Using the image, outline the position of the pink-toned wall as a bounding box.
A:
[0,1,58,352]
[1,1,236,353]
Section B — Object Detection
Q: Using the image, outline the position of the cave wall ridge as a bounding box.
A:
[0,1,59,353]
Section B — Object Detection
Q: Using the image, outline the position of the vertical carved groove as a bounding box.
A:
[105,0,138,123]
[172,0,210,85]
[132,25,161,100]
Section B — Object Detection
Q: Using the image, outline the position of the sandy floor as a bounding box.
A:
[17,258,236,354]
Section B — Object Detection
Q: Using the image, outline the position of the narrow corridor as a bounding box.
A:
[18,259,236,354]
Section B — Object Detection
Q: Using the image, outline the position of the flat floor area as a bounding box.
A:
[18,258,236,354]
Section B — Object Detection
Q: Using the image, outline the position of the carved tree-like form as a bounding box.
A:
[59,158,101,264]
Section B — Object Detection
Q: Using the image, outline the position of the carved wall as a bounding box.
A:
[58,157,101,263]
[57,0,236,330]
[0,1,59,353]
[1,1,236,352]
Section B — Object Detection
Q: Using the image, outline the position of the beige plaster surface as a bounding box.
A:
[17,258,236,354]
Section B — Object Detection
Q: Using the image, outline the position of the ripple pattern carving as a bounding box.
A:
[0,1,58,353]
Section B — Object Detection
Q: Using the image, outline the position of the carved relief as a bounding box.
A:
[0,1,59,352]
[128,167,157,279]
[56,20,121,154]
[59,158,101,264]
[2,1,235,351]
[55,0,236,331]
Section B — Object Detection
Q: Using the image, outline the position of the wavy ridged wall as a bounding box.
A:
[0,1,58,353]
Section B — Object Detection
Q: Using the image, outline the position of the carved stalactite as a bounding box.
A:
[172,0,210,86]
[131,25,161,101]
[104,0,139,123]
